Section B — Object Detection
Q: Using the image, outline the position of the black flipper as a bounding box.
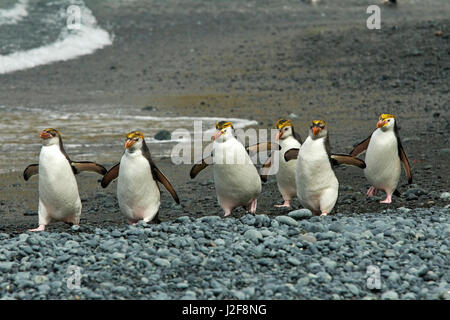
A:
[71,161,107,176]
[246,142,281,153]
[151,165,180,204]
[101,163,120,188]
[23,164,39,181]
[284,148,299,162]
[190,155,213,179]
[259,154,273,182]
[330,154,366,169]
[349,135,372,157]
[141,140,180,204]
[398,145,412,184]
[393,120,412,184]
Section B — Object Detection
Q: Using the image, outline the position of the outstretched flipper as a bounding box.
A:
[23,164,39,181]
[71,161,107,175]
[398,144,412,184]
[259,154,274,182]
[101,163,120,188]
[349,136,371,157]
[190,155,213,179]
[284,148,299,162]
[151,165,180,204]
[330,154,366,168]
[246,142,281,153]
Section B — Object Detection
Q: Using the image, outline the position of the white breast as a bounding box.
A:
[38,144,81,222]
[213,138,262,208]
[117,150,160,221]
[364,129,401,192]
[295,136,338,214]
[276,136,301,199]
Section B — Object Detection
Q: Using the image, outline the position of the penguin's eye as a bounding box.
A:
[387,119,391,122]
[284,127,288,131]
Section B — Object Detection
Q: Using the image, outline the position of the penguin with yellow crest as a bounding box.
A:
[284,120,366,215]
[23,128,107,231]
[350,114,412,203]
[101,131,180,224]
[260,119,302,208]
[190,121,279,217]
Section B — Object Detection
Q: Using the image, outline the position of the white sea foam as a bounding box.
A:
[0,1,112,74]
[0,0,28,25]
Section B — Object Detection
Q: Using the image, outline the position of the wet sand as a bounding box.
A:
[0,0,449,233]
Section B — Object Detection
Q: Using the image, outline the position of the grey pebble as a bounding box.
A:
[440,192,450,200]
[288,209,312,220]
[300,234,317,243]
[244,229,263,243]
[345,284,360,296]
[275,216,299,227]
[154,258,171,267]
[381,290,399,300]
[287,257,301,266]
[0,262,15,272]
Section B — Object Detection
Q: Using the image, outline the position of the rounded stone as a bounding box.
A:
[440,192,450,200]
[154,130,172,141]
[381,290,399,300]
[244,229,263,243]
[288,209,313,220]
[275,216,299,227]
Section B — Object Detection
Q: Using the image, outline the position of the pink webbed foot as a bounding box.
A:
[28,225,46,232]
[223,209,231,217]
[274,200,290,208]
[128,219,138,225]
[320,212,328,216]
[380,194,392,204]
[249,199,257,213]
[367,186,379,197]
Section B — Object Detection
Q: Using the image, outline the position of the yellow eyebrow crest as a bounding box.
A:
[43,128,60,135]
[215,121,233,130]
[126,131,144,139]
[312,120,326,126]
[380,113,395,120]
[276,119,292,129]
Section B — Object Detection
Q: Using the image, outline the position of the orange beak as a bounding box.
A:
[312,126,321,136]
[212,130,223,141]
[40,131,52,139]
[125,139,136,149]
[276,131,282,141]
[377,120,387,128]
